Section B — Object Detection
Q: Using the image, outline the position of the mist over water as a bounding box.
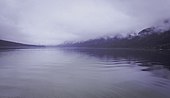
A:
[1,0,170,97]
[0,48,170,98]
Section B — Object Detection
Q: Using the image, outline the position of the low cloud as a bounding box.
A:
[0,0,170,45]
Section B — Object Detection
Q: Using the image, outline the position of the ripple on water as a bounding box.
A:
[0,49,170,98]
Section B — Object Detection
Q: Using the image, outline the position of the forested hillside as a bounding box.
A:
[59,28,170,49]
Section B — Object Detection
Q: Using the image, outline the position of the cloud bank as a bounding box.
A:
[0,0,170,45]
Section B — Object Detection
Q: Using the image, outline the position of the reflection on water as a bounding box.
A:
[0,48,170,98]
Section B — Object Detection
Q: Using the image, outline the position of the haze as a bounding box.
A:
[0,0,170,45]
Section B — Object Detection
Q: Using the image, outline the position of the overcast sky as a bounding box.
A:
[0,0,170,45]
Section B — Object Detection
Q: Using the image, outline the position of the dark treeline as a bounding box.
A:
[0,40,43,49]
[0,40,27,46]
[59,28,170,49]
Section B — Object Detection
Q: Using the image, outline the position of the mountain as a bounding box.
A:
[139,19,170,36]
[59,20,170,50]
[0,39,41,49]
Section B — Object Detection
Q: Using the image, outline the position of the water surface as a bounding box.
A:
[0,48,170,98]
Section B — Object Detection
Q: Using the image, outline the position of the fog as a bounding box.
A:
[0,0,170,45]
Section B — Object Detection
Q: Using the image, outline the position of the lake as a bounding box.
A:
[0,48,170,98]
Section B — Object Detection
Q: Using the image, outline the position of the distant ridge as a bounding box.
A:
[0,39,42,49]
[59,20,170,50]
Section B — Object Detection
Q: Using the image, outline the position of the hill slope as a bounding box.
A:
[0,39,39,48]
[59,22,170,49]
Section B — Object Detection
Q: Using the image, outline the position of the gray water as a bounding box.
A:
[0,48,170,98]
